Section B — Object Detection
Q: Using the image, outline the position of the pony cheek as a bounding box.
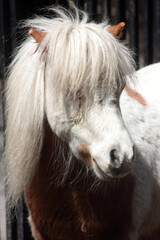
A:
[46,111,69,140]
[78,143,93,166]
[69,141,93,167]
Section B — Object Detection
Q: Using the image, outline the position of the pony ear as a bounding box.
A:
[107,22,125,37]
[28,29,47,43]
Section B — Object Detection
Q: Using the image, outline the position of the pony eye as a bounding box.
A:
[75,90,82,98]
[67,90,82,100]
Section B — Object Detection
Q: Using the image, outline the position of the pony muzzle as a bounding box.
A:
[78,143,135,180]
[93,146,135,180]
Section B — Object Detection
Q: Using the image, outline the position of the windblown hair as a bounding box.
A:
[4,6,135,205]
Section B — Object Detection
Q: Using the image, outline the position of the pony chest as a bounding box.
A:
[26,174,135,240]
[71,178,135,238]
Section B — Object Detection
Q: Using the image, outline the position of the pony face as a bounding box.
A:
[39,10,136,181]
[45,81,135,180]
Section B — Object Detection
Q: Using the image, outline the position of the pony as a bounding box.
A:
[4,6,160,240]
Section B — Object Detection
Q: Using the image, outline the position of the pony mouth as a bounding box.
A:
[93,159,131,180]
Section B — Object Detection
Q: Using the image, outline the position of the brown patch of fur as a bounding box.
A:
[25,120,136,240]
[79,144,92,166]
[125,86,147,107]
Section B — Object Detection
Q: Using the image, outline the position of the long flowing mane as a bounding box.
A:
[4,6,135,205]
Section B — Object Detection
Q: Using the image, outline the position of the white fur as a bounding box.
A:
[120,62,160,237]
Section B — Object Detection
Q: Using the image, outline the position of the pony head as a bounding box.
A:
[5,7,136,203]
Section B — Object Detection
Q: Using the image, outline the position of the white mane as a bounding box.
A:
[4,6,135,204]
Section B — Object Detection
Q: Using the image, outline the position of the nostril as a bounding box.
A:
[110,149,120,167]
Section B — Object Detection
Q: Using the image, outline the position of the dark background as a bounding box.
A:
[0,0,160,239]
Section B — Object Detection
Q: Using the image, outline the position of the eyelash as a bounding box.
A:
[68,90,83,100]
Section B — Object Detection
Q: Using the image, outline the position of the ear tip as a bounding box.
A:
[107,22,125,37]
[28,29,47,43]
[120,22,125,27]
[116,22,125,35]
[118,22,125,30]
[28,29,35,36]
